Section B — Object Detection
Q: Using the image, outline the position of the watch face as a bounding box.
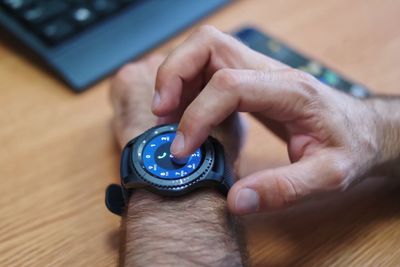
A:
[130,124,214,189]
[142,132,203,179]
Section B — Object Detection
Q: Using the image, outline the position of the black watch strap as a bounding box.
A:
[105,184,127,216]
[105,158,234,216]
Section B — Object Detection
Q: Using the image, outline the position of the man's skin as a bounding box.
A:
[153,25,400,214]
[110,56,247,267]
[110,26,400,266]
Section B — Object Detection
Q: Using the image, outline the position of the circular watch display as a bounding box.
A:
[142,132,203,179]
[130,124,215,189]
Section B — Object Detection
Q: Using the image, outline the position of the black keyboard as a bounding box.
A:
[1,0,142,45]
[0,0,230,90]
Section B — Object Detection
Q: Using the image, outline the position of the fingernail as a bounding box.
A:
[235,188,260,214]
[171,131,185,155]
[152,91,161,111]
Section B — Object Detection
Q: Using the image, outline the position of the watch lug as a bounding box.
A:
[210,137,225,180]
[195,176,229,196]
[195,176,221,188]
[124,135,139,147]
[208,170,223,182]
[120,145,132,178]
[123,174,147,189]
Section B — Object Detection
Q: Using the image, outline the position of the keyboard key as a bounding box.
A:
[118,0,140,6]
[71,7,96,27]
[39,19,74,44]
[22,1,68,24]
[91,0,119,15]
[1,0,34,11]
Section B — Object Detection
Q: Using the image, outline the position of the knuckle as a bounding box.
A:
[111,64,140,99]
[195,25,219,38]
[146,54,164,65]
[156,55,172,77]
[154,59,179,93]
[327,160,350,190]
[195,25,229,51]
[211,69,241,91]
[262,172,302,209]
[291,68,316,83]
[155,63,167,88]
[114,64,136,85]
[289,69,321,98]
[275,175,301,207]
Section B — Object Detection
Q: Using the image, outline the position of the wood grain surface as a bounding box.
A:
[1,0,399,266]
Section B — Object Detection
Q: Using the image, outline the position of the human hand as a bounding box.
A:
[152,25,388,215]
[111,54,244,163]
[110,55,246,267]
[110,55,163,148]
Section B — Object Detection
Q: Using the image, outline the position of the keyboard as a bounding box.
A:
[0,0,230,91]
[1,0,145,46]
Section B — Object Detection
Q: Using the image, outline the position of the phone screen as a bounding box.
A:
[234,27,370,98]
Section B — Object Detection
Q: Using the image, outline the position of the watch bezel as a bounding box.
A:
[129,124,215,189]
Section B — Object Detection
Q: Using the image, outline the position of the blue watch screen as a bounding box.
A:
[142,132,202,179]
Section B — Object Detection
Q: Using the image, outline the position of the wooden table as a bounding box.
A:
[1,0,399,266]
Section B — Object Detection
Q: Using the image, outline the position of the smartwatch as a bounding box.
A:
[105,124,234,216]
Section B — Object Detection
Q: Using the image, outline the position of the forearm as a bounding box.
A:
[365,96,400,177]
[121,189,247,267]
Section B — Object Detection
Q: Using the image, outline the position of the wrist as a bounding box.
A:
[123,189,247,267]
[364,97,400,177]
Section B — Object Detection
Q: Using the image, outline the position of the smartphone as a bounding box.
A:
[234,27,371,98]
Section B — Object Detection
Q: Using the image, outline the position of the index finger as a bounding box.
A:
[170,68,315,157]
[153,25,286,117]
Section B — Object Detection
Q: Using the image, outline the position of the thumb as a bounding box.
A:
[227,151,351,215]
